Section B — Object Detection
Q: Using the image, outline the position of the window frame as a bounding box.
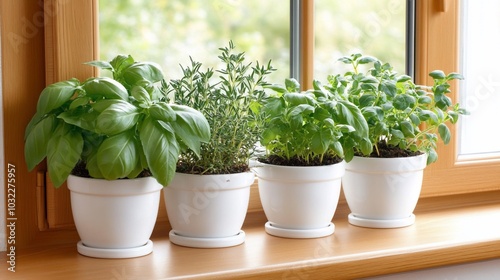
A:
[49,0,500,203]
[4,0,499,249]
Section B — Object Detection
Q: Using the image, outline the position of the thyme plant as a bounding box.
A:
[327,54,467,164]
[164,42,275,174]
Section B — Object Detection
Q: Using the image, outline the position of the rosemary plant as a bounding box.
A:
[163,42,275,174]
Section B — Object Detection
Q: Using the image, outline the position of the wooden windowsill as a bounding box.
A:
[3,191,500,279]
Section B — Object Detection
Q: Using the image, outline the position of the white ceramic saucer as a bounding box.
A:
[169,230,246,248]
[264,222,335,238]
[348,213,416,228]
[76,240,153,258]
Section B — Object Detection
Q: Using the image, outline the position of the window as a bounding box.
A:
[314,0,407,78]
[98,0,409,87]
[458,0,500,160]
[6,0,499,249]
[99,0,290,84]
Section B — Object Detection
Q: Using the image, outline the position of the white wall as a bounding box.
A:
[0,24,6,252]
[366,259,500,280]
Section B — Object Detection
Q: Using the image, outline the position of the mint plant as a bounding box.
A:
[258,78,369,166]
[24,55,210,187]
[163,41,275,174]
[327,53,467,164]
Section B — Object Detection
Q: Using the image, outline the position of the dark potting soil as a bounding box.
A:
[258,154,343,167]
[71,161,152,178]
[364,141,423,158]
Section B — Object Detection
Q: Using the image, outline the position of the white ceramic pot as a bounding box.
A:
[164,172,254,248]
[255,161,345,238]
[342,154,427,228]
[67,175,162,258]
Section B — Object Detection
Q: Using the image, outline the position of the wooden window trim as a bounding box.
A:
[3,0,499,250]
[415,0,500,197]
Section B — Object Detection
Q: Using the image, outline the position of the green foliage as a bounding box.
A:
[25,55,210,187]
[330,54,467,164]
[163,42,275,174]
[258,78,369,165]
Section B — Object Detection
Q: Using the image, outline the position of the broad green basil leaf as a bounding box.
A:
[288,104,315,117]
[265,84,287,94]
[336,124,355,133]
[284,92,315,106]
[110,54,135,75]
[400,120,415,138]
[261,128,277,146]
[91,99,129,113]
[360,137,373,155]
[131,85,151,104]
[390,129,404,139]
[359,94,376,107]
[96,131,138,180]
[25,115,56,171]
[285,78,300,92]
[83,77,128,100]
[379,80,397,97]
[336,100,369,138]
[69,96,91,110]
[169,104,210,158]
[58,106,99,132]
[140,117,180,186]
[122,62,164,86]
[311,131,329,155]
[84,60,113,71]
[330,141,344,158]
[374,122,388,136]
[85,151,103,179]
[96,102,140,135]
[46,123,83,187]
[149,102,176,123]
[36,79,80,115]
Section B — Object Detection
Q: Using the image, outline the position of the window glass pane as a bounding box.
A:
[314,0,406,78]
[458,0,500,159]
[99,0,289,83]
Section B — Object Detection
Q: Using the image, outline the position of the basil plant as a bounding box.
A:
[258,78,370,166]
[327,54,467,164]
[24,55,210,187]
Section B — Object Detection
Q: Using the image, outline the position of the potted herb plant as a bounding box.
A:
[254,78,369,238]
[24,54,210,258]
[161,42,275,248]
[329,54,467,228]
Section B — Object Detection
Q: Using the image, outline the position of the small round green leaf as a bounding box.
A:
[438,123,451,144]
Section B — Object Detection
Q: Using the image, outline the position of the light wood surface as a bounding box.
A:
[2,191,500,279]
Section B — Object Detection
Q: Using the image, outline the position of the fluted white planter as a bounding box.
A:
[342,154,427,228]
[164,172,254,248]
[67,175,162,258]
[255,161,345,238]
